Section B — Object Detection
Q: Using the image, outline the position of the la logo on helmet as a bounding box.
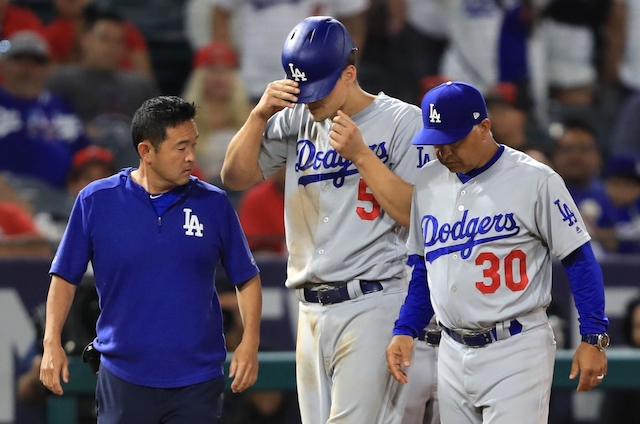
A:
[288,63,307,81]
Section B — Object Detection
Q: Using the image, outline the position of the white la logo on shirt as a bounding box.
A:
[183,208,203,237]
[429,104,441,123]
[0,106,23,137]
[288,63,307,81]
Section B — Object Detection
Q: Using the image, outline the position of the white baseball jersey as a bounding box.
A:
[407,146,591,331]
[258,94,431,288]
[440,0,503,92]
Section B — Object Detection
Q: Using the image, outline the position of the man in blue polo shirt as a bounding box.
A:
[40,96,262,424]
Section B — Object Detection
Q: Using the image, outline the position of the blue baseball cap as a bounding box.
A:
[281,16,357,103]
[412,81,488,146]
[601,154,640,183]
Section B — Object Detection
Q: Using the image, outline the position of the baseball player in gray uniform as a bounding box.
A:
[386,81,610,424]
[221,16,435,424]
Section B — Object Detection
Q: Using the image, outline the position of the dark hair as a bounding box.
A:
[551,117,599,155]
[559,117,597,139]
[344,50,357,69]
[82,4,125,33]
[131,96,197,153]
[622,297,640,347]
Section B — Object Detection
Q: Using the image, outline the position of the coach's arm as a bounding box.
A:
[229,274,262,393]
[40,275,77,395]
[330,110,413,228]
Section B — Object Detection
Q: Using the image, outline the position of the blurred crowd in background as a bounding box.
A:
[1,0,640,260]
[2,0,640,423]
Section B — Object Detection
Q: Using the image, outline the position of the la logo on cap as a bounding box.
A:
[429,103,441,123]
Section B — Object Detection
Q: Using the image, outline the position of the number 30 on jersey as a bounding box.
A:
[475,249,529,294]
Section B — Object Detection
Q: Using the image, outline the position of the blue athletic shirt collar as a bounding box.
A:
[122,168,192,213]
[456,144,505,184]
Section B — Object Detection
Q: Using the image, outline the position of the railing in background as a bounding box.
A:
[46,349,640,424]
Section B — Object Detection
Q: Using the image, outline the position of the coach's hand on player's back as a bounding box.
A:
[228,339,259,393]
[569,343,608,392]
[40,341,69,395]
[386,335,414,384]
[329,110,369,163]
[253,79,300,121]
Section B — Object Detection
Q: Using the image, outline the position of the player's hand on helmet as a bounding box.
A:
[228,339,259,393]
[40,342,69,395]
[386,335,414,384]
[253,79,300,121]
[569,342,608,392]
[329,110,370,163]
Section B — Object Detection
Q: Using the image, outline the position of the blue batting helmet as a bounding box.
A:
[281,16,357,103]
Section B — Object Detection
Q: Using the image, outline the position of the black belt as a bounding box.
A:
[418,329,441,346]
[302,280,383,305]
[441,319,523,348]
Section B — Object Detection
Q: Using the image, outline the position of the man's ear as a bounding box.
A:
[137,141,152,162]
[480,118,492,139]
[343,65,357,83]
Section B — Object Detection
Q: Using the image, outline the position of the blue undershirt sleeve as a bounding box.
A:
[561,242,609,334]
[393,255,434,338]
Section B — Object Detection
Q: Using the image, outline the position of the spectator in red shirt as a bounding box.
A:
[43,1,153,80]
[0,202,40,238]
[0,0,43,39]
[238,167,286,255]
[0,178,50,256]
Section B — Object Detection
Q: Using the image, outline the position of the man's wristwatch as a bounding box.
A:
[581,333,610,351]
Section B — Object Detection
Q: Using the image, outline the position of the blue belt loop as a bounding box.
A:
[509,319,523,335]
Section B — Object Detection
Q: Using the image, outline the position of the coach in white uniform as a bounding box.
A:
[386,81,609,424]
[222,16,435,424]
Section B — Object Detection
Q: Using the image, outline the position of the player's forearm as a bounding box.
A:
[236,274,262,347]
[43,276,77,348]
[221,112,267,190]
[354,150,413,228]
[394,255,433,337]
[561,242,609,334]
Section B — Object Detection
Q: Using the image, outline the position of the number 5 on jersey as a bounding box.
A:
[356,179,381,220]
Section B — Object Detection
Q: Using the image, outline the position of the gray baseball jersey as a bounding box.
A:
[407,146,591,331]
[259,93,434,424]
[407,145,590,423]
[259,93,432,288]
